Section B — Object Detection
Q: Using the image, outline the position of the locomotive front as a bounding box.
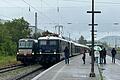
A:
[17,39,37,64]
[37,37,61,65]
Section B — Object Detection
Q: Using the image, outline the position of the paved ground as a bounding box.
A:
[32,53,120,80]
[32,54,100,80]
[99,55,120,80]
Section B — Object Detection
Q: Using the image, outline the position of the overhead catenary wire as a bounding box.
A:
[63,0,120,5]
[1,0,120,24]
[1,0,21,7]
[22,0,56,23]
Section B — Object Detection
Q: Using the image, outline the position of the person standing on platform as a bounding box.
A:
[103,48,107,64]
[99,50,103,64]
[82,50,86,64]
[111,48,117,63]
[94,50,99,63]
[89,49,92,56]
[64,46,70,64]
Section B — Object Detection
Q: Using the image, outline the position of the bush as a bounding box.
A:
[0,17,30,56]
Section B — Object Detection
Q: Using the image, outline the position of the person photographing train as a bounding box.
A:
[64,46,70,64]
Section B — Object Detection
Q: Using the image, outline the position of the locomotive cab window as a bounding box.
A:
[26,41,33,48]
[19,41,33,48]
[19,41,25,48]
[49,40,57,45]
[39,40,47,45]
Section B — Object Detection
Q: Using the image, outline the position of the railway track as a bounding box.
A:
[9,66,44,80]
[0,64,45,80]
[0,64,23,70]
[0,64,24,73]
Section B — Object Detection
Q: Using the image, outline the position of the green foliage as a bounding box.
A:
[0,40,17,55]
[0,55,18,67]
[4,17,31,43]
[32,32,42,39]
[0,17,31,55]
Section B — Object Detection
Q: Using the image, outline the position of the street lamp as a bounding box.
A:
[67,23,72,40]
[113,23,119,48]
[114,22,119,25]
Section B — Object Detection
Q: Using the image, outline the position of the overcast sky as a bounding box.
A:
[0,0,120,40]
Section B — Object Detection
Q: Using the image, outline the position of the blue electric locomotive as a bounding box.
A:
[36,36,70,65]
[36,36,90,65]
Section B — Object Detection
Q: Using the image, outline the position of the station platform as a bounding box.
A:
[100,55,120,80]
[32,54,120,80]
[32,54,100,80]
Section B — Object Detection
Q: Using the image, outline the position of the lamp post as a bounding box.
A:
[113,22,119,48]
[35,12,37,39]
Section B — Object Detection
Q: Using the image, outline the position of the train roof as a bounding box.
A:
[19,39,38,43]
[38,36,69,42]
[70,41,90,49]
[38,36,90,49]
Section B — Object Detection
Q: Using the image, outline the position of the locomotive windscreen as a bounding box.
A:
[19,40,33,49]
[38,40,59,53]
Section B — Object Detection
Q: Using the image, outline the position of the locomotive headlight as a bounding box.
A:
[53,49,56,54]
[39,49,42,54]
[40,52,42,54]
[54,52,56,54]
[24,53,27,56]
[32,53,34,55]
[17,52,19,55]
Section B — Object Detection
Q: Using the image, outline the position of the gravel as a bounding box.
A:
[0,64,42,80]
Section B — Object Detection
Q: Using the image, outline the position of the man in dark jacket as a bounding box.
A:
[64,46,70,64]
[111,48,117,63]
[103,48,107,64]
[82,50,86,64]
[99,50,103,64]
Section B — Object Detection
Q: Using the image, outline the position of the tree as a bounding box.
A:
[0,23,16,55]
[78,35,87,45]
[0,17,31,55]
[4,17,31,43]
[32,32,42,39]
